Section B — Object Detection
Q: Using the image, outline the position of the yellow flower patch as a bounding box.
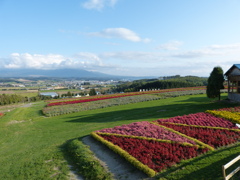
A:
[206,110,240,124]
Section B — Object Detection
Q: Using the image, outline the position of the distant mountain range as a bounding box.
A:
[0,68,154,80]
[0,68,118,78]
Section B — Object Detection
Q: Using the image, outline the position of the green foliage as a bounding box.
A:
[89,88,97,96]
[0,94,27,105]
[0,93,55,106]
[113,76,208,92]
[206,66,225,100]
[66,139,113,180]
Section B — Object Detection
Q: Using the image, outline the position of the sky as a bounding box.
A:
[1,0,240,77]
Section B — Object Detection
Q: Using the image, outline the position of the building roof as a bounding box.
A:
[225,64,240,76]
[40,92,58,97]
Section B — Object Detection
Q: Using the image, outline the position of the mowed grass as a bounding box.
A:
[0,93,239,179]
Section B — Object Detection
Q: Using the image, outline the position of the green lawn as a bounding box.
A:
[0,94,239,179]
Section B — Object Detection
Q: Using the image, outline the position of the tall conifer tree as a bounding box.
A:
[206,66,225,100]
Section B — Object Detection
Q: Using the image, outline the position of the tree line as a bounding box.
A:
[0,94,52,105]
[112,76,208,92]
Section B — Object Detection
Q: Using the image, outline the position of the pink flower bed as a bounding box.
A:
[156,112,238,129]
[97,121,196,144]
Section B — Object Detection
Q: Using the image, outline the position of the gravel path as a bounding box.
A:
[82,136,154,180]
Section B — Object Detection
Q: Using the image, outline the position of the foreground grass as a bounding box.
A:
[0,93,239,179]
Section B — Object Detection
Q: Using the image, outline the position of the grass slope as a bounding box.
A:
[0,94,239,179]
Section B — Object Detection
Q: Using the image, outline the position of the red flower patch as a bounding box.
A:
[157,122,240,148]
[99,134,209,172]
[156,112,238,129]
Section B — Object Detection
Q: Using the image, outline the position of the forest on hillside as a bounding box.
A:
[112,76,208,92]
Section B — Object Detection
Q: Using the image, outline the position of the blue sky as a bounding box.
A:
[1,0,240,77]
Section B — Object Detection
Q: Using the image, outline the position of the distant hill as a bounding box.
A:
[0,68,119,79]
[112,76,208,92]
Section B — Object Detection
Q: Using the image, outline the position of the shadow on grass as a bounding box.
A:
[64,96,238,124]
[157,143,240,180]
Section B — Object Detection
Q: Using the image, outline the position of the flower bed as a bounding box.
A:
[97,133,209,173]
[206,110,240,124]
[42,95,161,116]
[42,90,205,116]
[0,113,4,117]
[92,106,240,177]
[156,122,240,148]
[156,112,238,129]
[97,121,196,144]
[46,86,206,107]
[211,106,240,112]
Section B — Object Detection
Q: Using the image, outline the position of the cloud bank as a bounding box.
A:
[1,53,106,71]
[1,42,239,77]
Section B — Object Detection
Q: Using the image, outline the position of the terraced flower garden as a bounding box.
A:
[43,87,206,116]
[46,87,206,107]
[92,107,240,177]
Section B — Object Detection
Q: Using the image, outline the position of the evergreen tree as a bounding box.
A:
[206,66,225,100]
[89,88,97,96]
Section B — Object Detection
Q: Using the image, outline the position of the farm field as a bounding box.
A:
[0,93,239,179]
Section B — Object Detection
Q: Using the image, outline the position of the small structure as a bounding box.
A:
[39,92,59,98]
[225,64,240,102]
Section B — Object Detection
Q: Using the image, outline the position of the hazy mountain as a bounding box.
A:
[0,68,160,81]
[0,68,117,78]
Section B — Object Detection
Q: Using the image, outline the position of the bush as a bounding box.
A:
[66,139,113,180]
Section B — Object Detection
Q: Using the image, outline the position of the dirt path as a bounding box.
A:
[82,136,154,180]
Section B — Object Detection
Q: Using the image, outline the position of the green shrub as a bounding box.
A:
[66,139,113,180]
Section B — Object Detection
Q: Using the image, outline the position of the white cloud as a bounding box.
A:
[172,49,221,58]
[88,28,151,42]
[82,0,118,10]
[172,42,240,58]
[1,42,239,77]
[4,53,65,69]
[208,43,240,50]
[1,53,107,71]
[157,41,183,50]
[101,51,167,62]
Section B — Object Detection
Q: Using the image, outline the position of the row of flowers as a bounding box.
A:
[211,106,240,112]
[46,86,206,107]
[0,112,4,117]
[206,110,240,124]
[42,90,206,116]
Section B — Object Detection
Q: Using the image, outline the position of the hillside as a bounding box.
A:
[0,93,239,179]
[113,76,208,92]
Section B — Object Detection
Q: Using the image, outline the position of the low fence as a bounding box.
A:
[222,155,240,180]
